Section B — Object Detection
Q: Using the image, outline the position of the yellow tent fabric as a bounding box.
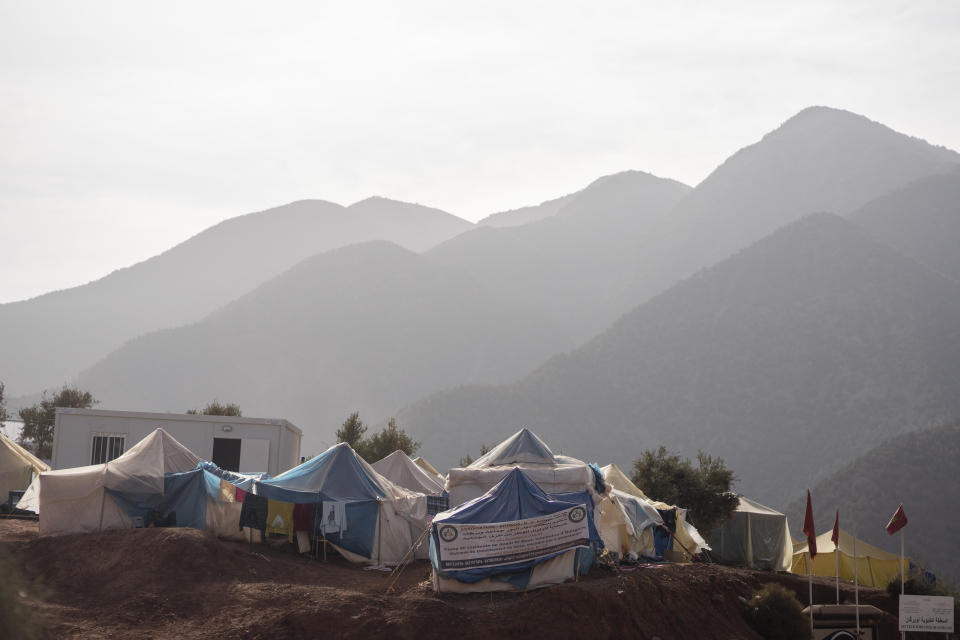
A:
[791,529,908,588]
[0,432,49,503]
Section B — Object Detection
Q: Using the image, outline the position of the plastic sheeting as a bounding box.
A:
[708,495,792,571]
[371,450,445,495]
[430,468,601,590]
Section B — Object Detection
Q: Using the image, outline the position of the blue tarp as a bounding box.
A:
[254,443,386,504]
[106,468,214,529]
[197,462,268,492]
[431,468,602,585]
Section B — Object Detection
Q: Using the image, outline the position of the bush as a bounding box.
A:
[742,582,811,640]
[0,547,46,639]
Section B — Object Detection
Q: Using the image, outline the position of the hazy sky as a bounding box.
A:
[2,1,958,303]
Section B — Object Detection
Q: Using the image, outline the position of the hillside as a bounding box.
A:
[477,192,579,228]
[851,168,960,283]
[400,213,960,507]
[73,241,553,453]
[784,421,960,584]
[0,197,471,397]
[429,170,693,348]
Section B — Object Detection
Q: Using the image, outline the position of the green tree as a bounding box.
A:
[631,446,739,532]
[459,443,492,467]
[362,417,420,463]
[186,401,242,417]
[336,412,368,451]
[0,381,7,433]
[18,386,96,459]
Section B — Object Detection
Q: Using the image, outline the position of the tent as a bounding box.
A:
[18,428,201,536]
[412,456,444,481]
[601,463,710,560]
[707,495,792,571]
[372,450,445,495]
[791,529,909,588]
[430,467,602,593]
[247,443,430,565]
[0,432,49,508]
[446,428,598,506]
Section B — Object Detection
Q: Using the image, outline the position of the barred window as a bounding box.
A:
[91,433,126,465]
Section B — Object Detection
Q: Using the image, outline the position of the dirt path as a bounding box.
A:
[1,519,900,639]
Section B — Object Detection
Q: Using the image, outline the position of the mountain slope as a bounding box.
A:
[0,198,471,396]
[400,213,960,505]
[783,421,960,583]
[428,170,693,349]
[477,192,578,228]
[72,241,551,453]
[851,168,960,283]
[638,107,960,303]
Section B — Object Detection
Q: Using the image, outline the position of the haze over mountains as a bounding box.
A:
[4,106,960,575]
[0,198,470,396]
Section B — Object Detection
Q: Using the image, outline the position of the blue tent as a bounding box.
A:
[430,467,602,592]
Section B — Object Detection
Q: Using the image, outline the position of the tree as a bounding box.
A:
[362,418,419,463]
[336,412,368,450]
[186,401,242,417]
[0,381,7,433]
[18,386,96,459]
[630,446,739,532]
[459,443,492,467]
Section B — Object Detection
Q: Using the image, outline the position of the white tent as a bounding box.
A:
[371,450,445,495]
[601,463,710,560]
[708,495,792,571]
[18,428,201,536]
[445,428,596,506]
[0,432,49,505]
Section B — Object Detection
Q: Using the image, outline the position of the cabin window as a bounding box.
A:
[90,432,126,464]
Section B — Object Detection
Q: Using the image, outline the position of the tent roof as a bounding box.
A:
[468,428,556,468]
[736,495,786,517]
[413,456,443,479]
[793,529,900,561]
[0,432,49,476]
[435,467,579,525]
[372,450,445,495]
[256,442,420,503]
[600,463,649,500]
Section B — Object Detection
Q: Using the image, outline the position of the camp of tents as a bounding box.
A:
[20,424,893,595]
[791,528,909,588]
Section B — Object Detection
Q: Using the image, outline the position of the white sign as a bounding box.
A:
[435,505,590,570]
[899,594,954,632]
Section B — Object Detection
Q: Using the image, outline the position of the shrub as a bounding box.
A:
[742,582,811,640]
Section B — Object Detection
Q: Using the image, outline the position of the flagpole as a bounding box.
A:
[853,504,859,637]
[834,506,839,605]
[900,528,906,640]
[808,549,814,634]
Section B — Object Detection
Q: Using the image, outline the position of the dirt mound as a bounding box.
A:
[2,520,902,640]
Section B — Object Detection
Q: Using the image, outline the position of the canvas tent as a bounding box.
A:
[445,428,598,506]
[601,463,710,560]
[791,529,909,588]
[430,467,602,593]
[248,443,430,565]
[372,450,445,495]
[707,495,792,571]
[0,432,49,506]
[18,428,201,536]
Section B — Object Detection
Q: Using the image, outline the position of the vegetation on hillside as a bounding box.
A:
[336,412,419,463]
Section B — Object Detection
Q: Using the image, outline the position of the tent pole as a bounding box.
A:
[98,489,106,531]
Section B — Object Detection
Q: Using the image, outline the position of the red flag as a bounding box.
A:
[803,490,817,559]
[885,504,908,535]
[831,508,840,548]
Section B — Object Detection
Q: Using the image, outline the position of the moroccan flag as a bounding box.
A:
[831,508,840,548]
[885,504,908,535]
[803,490,817,559]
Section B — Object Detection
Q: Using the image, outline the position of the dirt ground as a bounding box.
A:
[1,518,902,639]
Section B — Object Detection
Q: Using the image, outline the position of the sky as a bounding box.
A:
[1,0,958,303]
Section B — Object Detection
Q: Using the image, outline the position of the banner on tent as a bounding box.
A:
[436,505,590,569]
